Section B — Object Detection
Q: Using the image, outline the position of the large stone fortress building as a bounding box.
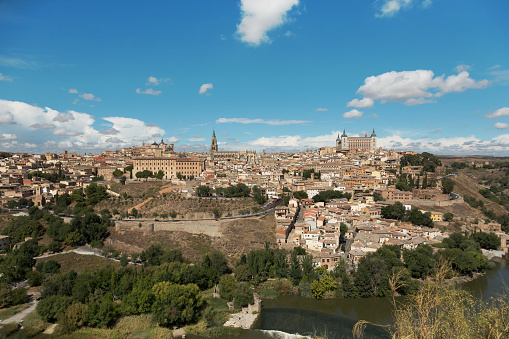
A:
[336,129,377,151]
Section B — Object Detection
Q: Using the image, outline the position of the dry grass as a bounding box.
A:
[353,264,509,339]
[36,252,122,273]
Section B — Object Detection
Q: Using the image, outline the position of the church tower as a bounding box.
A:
[341,129,349,151]
[370,129,377,151]
[210,130,218,152]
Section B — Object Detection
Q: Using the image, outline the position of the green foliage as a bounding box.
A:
[354,245,403,297]
[293,191,308,200]
[57,302,87,334]
[2,216,45,243]
[443,212,454,221]
[0,284,28,308]
[381,202,433,227]
[85,293,120,328]
[37,294,74,322]
[218,274,237,301]
[195,185,212,197]
[441,177,455,194]
[373,192,385,201]
[472,231,501,250]
[312,190,352,203]
[400,152,442,172]
[151,282,203,327]
[27,270,45,286]
[403,245,435,279]
[212,208,222,219]
[233,283,254,308]
[135,170,153,181]
[214,183,251,197]
[140,245,183,266]
[113,169,123,177]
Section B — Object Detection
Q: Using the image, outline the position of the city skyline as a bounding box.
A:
[1,0,508,155]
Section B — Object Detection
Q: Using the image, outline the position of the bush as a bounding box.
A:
[233,283,254,309]
[37,295,73,322]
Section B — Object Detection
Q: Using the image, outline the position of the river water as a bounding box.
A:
[188,258,509,339]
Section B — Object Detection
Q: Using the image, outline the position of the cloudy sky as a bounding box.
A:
[1,0,508,154]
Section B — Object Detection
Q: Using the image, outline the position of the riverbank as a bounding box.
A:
[223,309,259,329]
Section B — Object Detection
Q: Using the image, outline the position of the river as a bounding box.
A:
[188,258,509,339]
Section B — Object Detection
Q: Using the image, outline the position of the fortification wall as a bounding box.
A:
[115,220,222,237]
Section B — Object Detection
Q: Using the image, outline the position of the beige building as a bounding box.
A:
[336,129,377,152]
[133,156,205,179]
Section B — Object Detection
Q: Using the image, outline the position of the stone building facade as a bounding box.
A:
[133,156,205,179]
[336,129,377,151]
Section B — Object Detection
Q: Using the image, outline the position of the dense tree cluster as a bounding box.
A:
[400,152,442,172]
[312,190,352,203]
[34,249,231,332]
[381,202,434,227]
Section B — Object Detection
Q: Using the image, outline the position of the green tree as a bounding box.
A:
[441,178,455,194]
[233,283,254,308]
[195,185,212,197]
[443,212,454,221]
[112,169,123,177]
[85,293,119,328]
[155,170,165,180]
[218,274,238,301]
[293,191,308,200]
[37,295,73,322]
[472,231,501,250]
[151,282,203,327]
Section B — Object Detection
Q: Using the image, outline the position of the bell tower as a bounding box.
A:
[210,130,218,152]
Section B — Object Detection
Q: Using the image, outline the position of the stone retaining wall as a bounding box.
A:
[115,220,222,237]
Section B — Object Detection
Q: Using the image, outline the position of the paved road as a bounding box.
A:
[0,301,38,327]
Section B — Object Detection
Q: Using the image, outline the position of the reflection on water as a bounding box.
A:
[189,258,509,339]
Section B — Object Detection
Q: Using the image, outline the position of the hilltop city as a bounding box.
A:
[1,129,509,336]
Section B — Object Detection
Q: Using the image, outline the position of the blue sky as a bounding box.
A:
[1,0,508,155]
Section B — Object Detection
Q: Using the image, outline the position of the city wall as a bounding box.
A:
[115,220,222,237]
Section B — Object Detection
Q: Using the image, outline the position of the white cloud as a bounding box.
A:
[147,76,160,86]
[494,122,509,130]
[0,56,36,69]
[455,64,471,73]
[79,92,101,101]
[347,98,374,108]
[0,73,13,82]
[376,0,412,17]
[315,108,328,112]
[0,112,15,124]
[356,70,489,105]
[99,128,120,135]
[136,88,162,95]
[343,109,363,118]
[0,99,166,152]
[53,112,75,122]
[236,0,299,45]
[105,137,124,143]
[199,83,213,95]
[68,88,78,94]
[52,128,83,136]
[284,30,295,37]
[31,123,55,129]
[217,118,310,125]
[432,71,489,97]
[167,136,179,143]
[189,135,205,142]
[486,107,509,119]
[0,134,17,141]
[404,98,436,106]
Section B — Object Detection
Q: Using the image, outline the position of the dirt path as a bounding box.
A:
[128,197,153,214]
[0,302,37,327]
